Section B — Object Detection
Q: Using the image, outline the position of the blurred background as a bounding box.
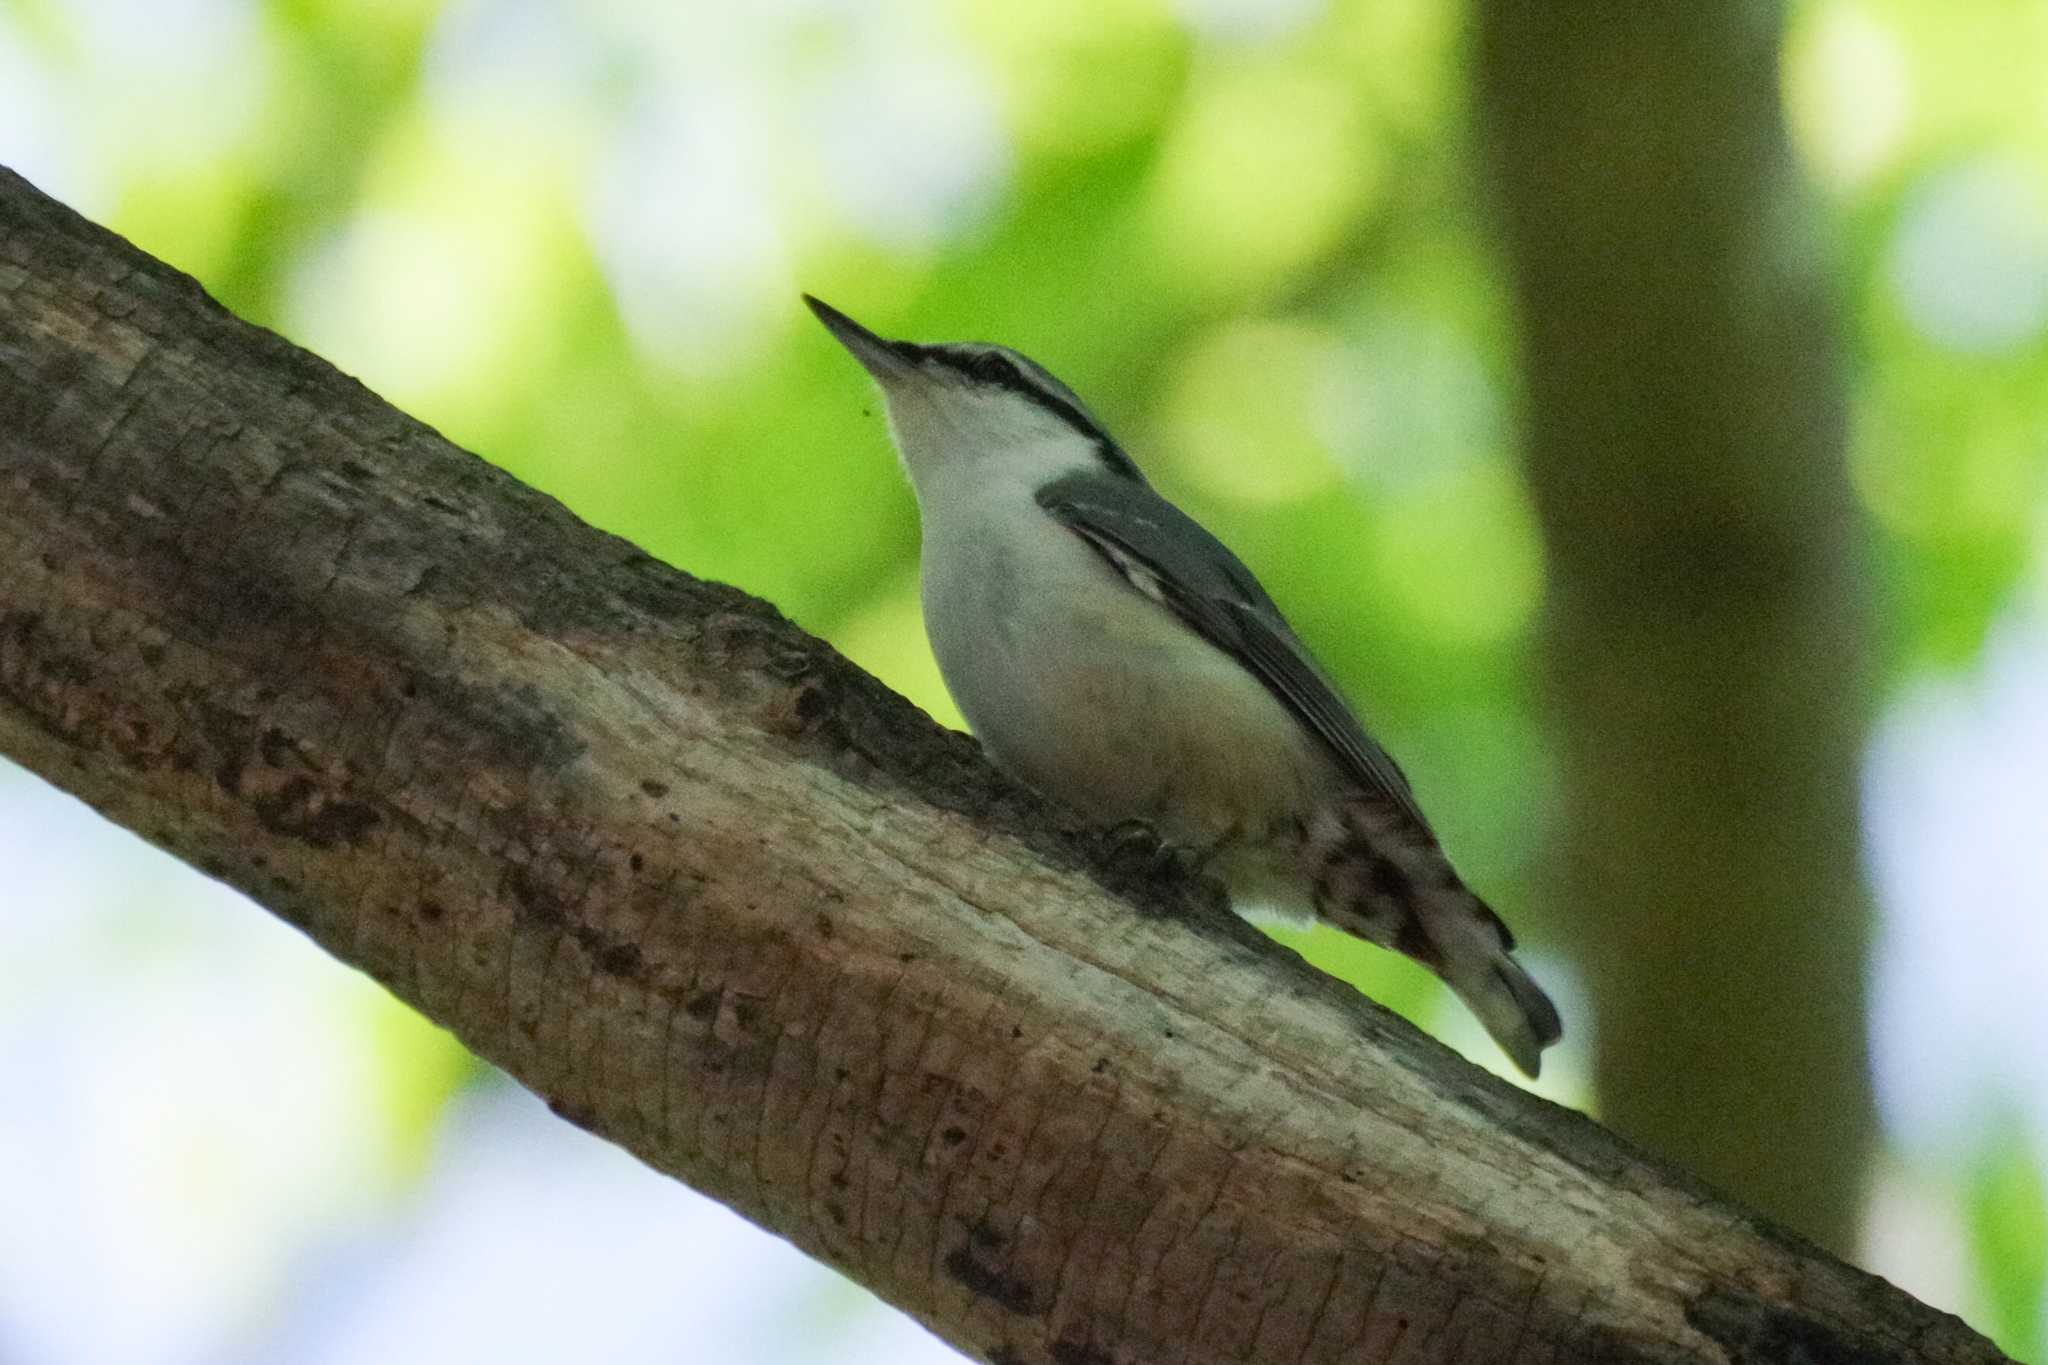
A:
[2,0,2046,1360]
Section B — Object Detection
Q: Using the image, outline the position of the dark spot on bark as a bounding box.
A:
[1092,1057,1109,1074]
[338,460,377,483]
[965,1217,1004,1250]
[825,1201,848,1227]
[815,913,833,938]
[485,681,583,772]
[505,865,565,928]
[943,1248,1038,1316]
[39,652,90,685]
[402,674,584,774]
[629,852,644,872]
[179,562,304,642]
[640,779,670,798]
[108,714,156,767]
[422,494,463,515]
[684,989,721,1021]
[191,700,253,794]
[597,942,642,977]
[546,1096,596,1131]
[942,1126,967,1147]
[731,997,762,1030]
[250,776,381,848]
[829,1171,849,1190]
[258,727,296,767]
[793,683,831,723]
[1370,856,1410,902]
[1686,1287,1904,1365]
[1052,1341,1116,1365]
[139,643,164,666]
[1011,1026,1023,1040]
[834,1067,850,1082]
[418,900,446,922]
[899,951,919,963]
[988,1348,1027,1365]
[0,611,42,651]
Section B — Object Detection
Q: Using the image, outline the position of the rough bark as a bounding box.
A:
[1473,5,1878,1252]
[0,167,1999,1365]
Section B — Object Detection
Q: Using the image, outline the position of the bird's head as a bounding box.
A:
[805,294,1144,495]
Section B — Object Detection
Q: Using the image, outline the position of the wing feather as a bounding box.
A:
[1036,472,1429,831]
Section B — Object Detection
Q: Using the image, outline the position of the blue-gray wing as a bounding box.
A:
[1035,471,1429,831]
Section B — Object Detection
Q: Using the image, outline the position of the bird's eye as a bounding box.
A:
[971,353,1019,385]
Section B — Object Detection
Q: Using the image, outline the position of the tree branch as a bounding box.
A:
[0,167,2004,1365]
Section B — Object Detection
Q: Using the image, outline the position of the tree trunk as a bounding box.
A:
[0,167,1995,1365]
[1474,4,1878,1253]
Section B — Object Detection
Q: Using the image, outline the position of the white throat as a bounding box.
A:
[880,382,1110,509]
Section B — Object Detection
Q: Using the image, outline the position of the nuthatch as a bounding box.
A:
[807,296,1560,1076]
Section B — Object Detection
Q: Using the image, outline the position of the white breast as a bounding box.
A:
[914,468,1330,854]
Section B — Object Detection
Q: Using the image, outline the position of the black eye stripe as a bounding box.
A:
[913,343,1147,484]
[921,345,1022,390]
[974,354,1020,384]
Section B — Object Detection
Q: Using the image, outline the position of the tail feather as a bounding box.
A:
[1306,795,1562,1078]
[1449,956,1562,1079]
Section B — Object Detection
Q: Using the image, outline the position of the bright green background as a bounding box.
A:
[3,0,2046,1359]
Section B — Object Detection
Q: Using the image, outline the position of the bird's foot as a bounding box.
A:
[1091,820,1229,919]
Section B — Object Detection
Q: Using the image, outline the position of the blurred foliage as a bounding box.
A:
[1967,1117,2048,1363]
[4,0,2048,1356]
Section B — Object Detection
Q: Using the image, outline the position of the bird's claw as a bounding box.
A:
[1090,820,1228,918]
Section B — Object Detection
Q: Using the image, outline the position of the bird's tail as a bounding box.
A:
[1307,796,1562,1078]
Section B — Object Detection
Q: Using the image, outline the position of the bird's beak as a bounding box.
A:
[804,294,918,381]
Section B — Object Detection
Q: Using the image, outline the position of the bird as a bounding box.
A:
[804,295,1561,1077]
